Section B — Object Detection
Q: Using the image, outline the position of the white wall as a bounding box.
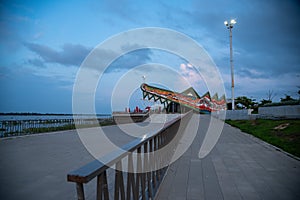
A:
[224,109,256,120]
[258,105,300,119]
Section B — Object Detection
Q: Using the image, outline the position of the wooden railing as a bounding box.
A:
[67,111,192,200]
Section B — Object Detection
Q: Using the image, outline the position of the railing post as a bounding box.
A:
[149,138,156,190]
[154,135,160,182]
[157,135,162,179]
[144,141,153,199]
[136,147,142,200]
[140,143,147,200]
[76,183,85,200]
[126,153,137,200]
[114,161,125,200]
[97,171,109,200]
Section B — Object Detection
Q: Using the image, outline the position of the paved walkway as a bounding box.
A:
[0,115,299,200]
[0,125,135,199]
[0,117,176,200]
[156,115,300,200]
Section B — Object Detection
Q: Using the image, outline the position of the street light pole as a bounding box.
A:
[224,19,236,110]
[229,26,235,110]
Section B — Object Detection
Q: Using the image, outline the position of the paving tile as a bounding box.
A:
[156,115,300,200]
[186,160,204,200]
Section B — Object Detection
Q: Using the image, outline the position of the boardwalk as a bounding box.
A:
[0,114,299,200]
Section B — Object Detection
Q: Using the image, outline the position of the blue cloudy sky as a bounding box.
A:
[0,0,299,114]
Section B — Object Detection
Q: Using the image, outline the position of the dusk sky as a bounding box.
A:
[0,0,299,114]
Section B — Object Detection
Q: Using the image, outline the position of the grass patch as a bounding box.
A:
[226,119,300,157]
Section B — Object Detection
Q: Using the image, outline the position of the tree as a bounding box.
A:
[280,95,296,102]
[260,99,272,106]
[266,90,276,102]
[235,96,255,109]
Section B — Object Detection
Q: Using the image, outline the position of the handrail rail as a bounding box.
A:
[67,111,192,200]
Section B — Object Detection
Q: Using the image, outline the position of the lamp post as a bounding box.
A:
[224,19,236,110]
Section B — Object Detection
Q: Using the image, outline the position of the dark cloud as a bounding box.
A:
[24,42,91,66]
[236,67,268,79]
[26,58,45,67]
[104,48,153,73]
[234,49,300,78]
[158,0,300,78]
[24,42,153,74]
[89,0,142,25]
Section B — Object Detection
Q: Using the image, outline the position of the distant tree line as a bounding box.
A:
[231,89,299,111]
